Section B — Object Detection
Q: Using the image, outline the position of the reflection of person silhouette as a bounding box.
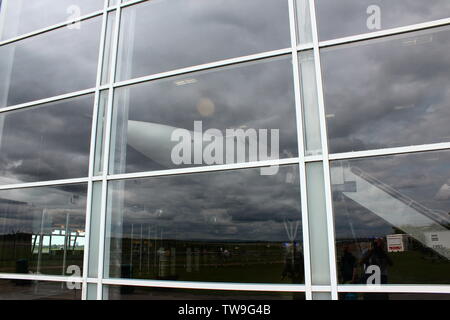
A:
[340,245,357,283]
[360,238,393,300]
[281,241,304,284]
[360,238,393,284]
[339,245,358,300]
[217,247,227,267]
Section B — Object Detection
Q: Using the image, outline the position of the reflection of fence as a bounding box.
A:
[115,238,290,280]
[351,166,450,227]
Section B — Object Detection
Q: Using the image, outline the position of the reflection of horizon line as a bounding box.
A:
[115,237,301,244]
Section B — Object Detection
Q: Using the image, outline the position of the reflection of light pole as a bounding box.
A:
[35,208,46,294]
[283,218,300,271]
[147,226,151,273]
[130,224,134,270]
[61,212,70,289]
[48,232,52,254]
[36,208,49,275]
[153,227,157,272]
[139,224,143,274]
[284,218,299,242]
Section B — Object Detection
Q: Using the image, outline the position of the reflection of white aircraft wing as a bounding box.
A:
[333,166,450,259]
[127,120,251,168]
[127,120,181,168]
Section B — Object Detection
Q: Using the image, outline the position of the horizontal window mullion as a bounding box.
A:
[0,11,104,47]
[102,278,306,292]
[106,157,300,182]
[338,285,450,294]
[0,177,89,191]
[329,142,450,161]
[319,17,450,49]
[0,88,96,114]
[113,48,293,89]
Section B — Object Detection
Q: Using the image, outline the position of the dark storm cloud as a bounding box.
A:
[316,0,450,40]
[106,165,303,242]
[322,26,450,154]
[0,0,103,40]
[0,16,101,107]
[112,55,299,174]
[116,0,290,80]
[0,95,94,184]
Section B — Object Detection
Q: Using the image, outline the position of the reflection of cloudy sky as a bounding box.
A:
[112,56,298,174]
[0,0,103,40]
[0,95,93,184]
[331,150,450,239]
[0,17,101,107]
[117,0,290,80]
[0,184,87,236]
[316,0,450,40]
[322,26,450,153]
[107,165,302,243]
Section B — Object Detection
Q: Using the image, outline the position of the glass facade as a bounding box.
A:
[0,0,449,300]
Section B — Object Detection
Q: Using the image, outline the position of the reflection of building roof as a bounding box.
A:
[0,197,27,206]
[0,232,32,241]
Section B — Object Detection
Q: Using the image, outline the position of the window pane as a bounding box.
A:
[87,283,97,300]
[105,286,305,300]
[299,51,321,156]
[0,17,102,108]
[100,11,117,86]
[88,181,102,278]
[0,280,81,300]
[0,95,93,185]
[94,90,109,176]
[110,56,298,174]
[306,162,330,286]
[331,151,450,285]
[316,0,450,41]
[296,0,313,45]
[105,165,304,284]
[0,0,104,40]
[322,27,450,154]
[0,184,87,275]
[116,0,290,80]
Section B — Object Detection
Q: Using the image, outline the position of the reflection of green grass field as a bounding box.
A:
[114,240,304,284]
[0,251,84,275]
[127,259,303,284]
[175,263,295,284]
[389,251,450,284]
